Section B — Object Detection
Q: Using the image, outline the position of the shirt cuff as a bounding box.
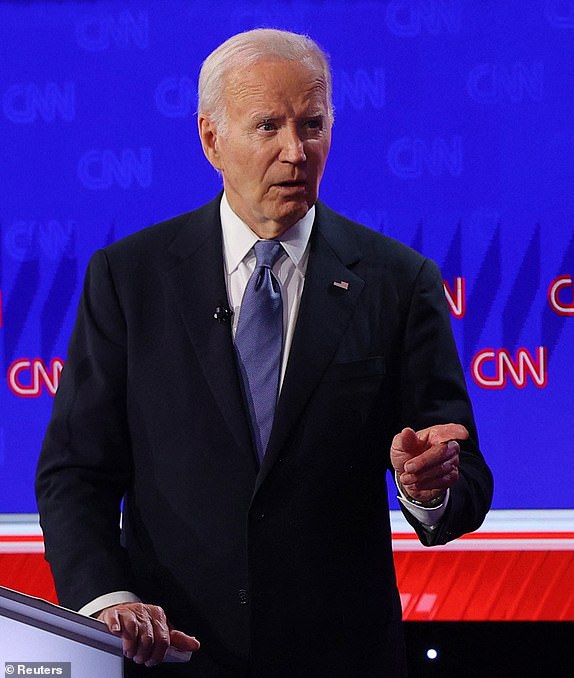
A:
[395,471,450,528]
[78,591,142,618]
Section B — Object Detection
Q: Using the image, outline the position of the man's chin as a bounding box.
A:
[274,199,312,227]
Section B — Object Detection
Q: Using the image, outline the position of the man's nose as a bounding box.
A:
[279,127,306,163]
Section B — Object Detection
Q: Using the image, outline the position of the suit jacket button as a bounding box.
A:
[257,512,265,521]
[238,589,249,605]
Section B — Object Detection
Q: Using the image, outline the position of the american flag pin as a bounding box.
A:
[333,280,349,290]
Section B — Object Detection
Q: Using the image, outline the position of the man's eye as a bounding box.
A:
[258,121,276,131]
[305,118,322,129]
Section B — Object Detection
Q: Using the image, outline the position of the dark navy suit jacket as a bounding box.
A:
[36,195,493,677]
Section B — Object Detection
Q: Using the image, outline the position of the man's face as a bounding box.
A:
[199,58,332,237]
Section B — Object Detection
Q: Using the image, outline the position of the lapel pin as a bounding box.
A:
[333,280,349,290]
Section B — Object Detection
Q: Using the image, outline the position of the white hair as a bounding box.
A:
[198,28,334,133]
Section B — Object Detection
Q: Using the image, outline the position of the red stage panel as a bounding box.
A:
[0,553,57,603]
[394,550,574,621]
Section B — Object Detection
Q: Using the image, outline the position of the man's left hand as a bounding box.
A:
[391,423,468,504]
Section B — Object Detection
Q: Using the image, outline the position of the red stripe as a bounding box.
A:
[3,532,572,543]
[392,531,574,540]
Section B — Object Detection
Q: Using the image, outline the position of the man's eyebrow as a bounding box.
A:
[248,110,325,125]
[250,112,280,123]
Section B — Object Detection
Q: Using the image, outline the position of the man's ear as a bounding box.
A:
[198,115,222,171]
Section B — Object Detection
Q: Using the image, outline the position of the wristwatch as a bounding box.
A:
[404,492,446,508]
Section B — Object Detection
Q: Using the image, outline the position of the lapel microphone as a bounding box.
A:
[213,303,233,324]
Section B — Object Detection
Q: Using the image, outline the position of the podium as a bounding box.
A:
[0,585,123,677]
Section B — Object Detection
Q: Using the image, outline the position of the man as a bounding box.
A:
[36,29,493,677]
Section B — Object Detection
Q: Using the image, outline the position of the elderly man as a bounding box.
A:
[36,28,492,678]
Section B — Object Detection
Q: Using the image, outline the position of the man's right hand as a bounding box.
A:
[97,602,200,667]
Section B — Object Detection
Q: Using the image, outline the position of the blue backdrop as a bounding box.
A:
[1,0,573,513]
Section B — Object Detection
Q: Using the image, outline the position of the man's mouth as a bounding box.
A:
[275,180,306,188]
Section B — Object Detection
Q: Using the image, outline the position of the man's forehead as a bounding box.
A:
[226,58,327,96]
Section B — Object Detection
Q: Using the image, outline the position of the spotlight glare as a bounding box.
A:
[426,648,438,660]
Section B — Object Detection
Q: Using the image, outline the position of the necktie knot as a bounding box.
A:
[254,240,282,270]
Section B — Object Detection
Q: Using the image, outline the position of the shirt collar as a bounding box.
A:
[220,192,314,275]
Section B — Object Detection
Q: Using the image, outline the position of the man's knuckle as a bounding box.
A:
[156,637,170,652]
[139,630,154,647]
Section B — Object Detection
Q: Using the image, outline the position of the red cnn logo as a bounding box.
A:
[471,347,547,389]
[443,277,466,318]
[8,358,64,397]
[548,276,574,315]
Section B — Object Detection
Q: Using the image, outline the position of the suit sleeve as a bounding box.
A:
[396,257,493,546]
[35,249,135,610]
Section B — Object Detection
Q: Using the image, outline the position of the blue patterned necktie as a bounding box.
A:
[235,240,284,460]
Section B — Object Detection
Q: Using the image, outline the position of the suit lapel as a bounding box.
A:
[254,204,366,493]
[163,196,256,466]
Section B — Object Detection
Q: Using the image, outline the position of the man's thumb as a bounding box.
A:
[169,630,201,652]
